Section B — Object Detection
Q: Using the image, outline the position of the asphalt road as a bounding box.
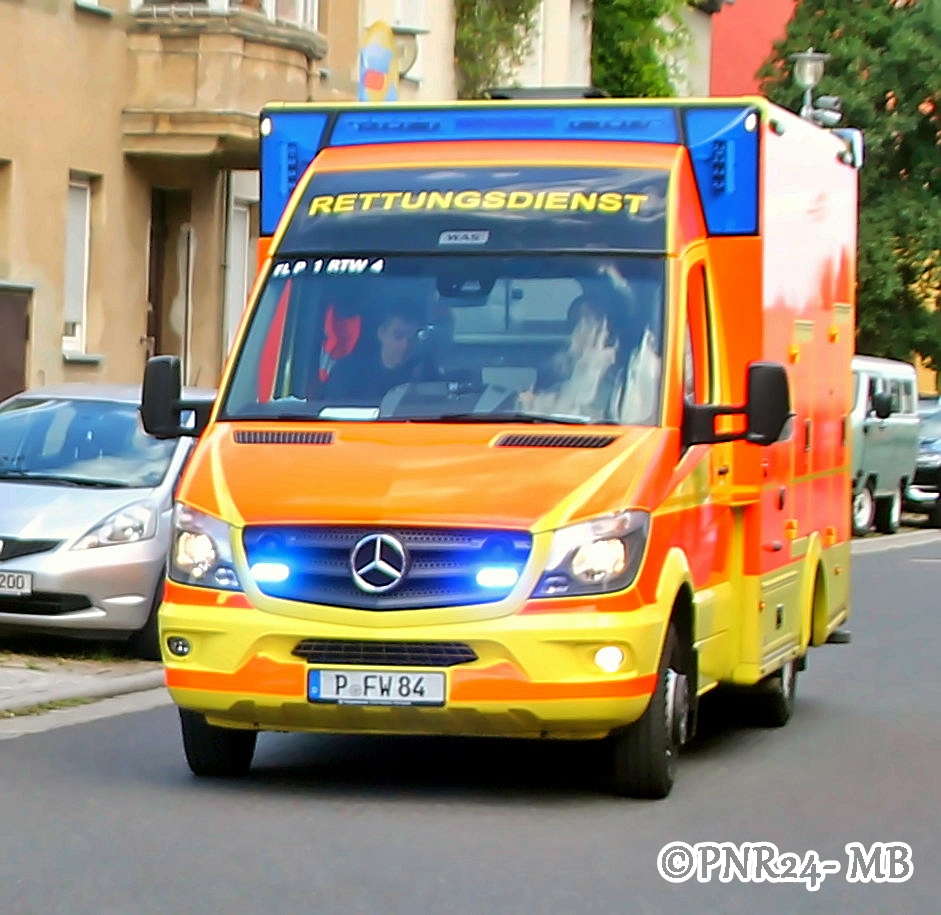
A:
[1,533,939,915]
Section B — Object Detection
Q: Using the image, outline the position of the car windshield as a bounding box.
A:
[221,254,666,426]
[921,411,941,441]
[0,396,178,488]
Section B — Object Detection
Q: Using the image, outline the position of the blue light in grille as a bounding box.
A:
[475,566,520,589]
[250,561,290,583]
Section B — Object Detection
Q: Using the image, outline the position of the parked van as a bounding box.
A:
[850,355,919,535]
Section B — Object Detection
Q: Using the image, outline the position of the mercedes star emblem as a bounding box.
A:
[350,533,408,593]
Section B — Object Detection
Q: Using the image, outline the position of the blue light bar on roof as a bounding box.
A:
[259,103,764,239]
[259,106,680,235]
[330,106,680,147]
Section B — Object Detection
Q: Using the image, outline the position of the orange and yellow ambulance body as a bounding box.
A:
[141,97,862,798]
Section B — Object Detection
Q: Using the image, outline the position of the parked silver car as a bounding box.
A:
[0,383,212,658]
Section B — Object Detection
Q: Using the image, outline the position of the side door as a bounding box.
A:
[861,371,894,499]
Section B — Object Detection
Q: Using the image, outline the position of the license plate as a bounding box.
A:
[0,571,31,596]
[308,669,446,707]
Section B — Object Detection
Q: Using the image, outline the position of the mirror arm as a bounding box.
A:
[683,402,747,446]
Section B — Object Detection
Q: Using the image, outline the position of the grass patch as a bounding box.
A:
[0,697,97,718]
[0,635,135,665]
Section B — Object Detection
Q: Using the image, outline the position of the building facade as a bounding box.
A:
[0,0,593,400]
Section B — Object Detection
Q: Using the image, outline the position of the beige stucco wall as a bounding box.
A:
[0,1,150,388]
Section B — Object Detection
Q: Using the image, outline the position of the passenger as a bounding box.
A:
[326,302,438,403]
[519,296,621,419]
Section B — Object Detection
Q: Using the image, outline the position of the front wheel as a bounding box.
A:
[608,626,687,800]
[180,710,257,777]
[852,483,875,537]
[874,484,902,534]
[749,659,797,728]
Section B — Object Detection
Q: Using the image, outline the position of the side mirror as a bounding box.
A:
[871,391,892,420]
[683,361,792,448]
[745,362,792,445]
[140,355,213,439]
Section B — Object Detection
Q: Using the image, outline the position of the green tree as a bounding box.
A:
[759,0,941,371]
[591,0,691,97]
[453,0,542,100]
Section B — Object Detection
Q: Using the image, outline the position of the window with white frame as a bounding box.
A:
[63,179,91,352]
[274,0,319,30]
[224,201,254,356]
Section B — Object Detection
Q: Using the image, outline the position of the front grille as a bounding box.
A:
[292,639,477,667]
[234,430,334,445]
[243,525,532,610]
[0,593,92,616]
[0,538,62,562]
[495,433,618,449]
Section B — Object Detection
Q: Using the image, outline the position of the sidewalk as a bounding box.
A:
[0,649,165,715]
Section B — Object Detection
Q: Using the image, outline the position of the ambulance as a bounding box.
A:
[141,95,863,798]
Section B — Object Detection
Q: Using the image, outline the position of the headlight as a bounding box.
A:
[73,502,158,550]
[169,504,242,591]
[532,510,649,598]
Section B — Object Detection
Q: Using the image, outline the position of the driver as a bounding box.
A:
[326,302,438,403]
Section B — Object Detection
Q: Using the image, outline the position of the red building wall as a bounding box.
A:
[710,0,797,96]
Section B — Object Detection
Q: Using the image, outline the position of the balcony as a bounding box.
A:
[123,2,327,167]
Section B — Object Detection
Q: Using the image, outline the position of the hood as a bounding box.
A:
[0,483,157,542]
[180,422,671,532]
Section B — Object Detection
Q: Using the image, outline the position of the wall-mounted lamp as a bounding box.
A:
[391,25,428,79]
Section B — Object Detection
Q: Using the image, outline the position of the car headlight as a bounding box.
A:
[169,504,242,591]
[72,502,158,550]
[532,510,650,598]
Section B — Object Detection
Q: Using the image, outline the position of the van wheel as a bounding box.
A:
[180,710,257,777]
[874,485,902,534]
[608,626,686,800]
[749,659,797,728]
[852,483,875,536]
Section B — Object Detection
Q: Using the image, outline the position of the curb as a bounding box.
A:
[0,669,167,715]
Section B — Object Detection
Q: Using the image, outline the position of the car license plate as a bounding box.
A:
[308,669,446,706]
[0,571,32,596]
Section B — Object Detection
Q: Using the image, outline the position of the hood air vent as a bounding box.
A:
[234,430,334,445]
[495,433,618,449]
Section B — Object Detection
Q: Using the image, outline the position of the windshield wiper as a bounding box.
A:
[391,411,596,425]
[0,472,121,488]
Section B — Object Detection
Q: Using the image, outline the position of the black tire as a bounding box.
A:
[749,658,797,728]
[852,482,875,537]
[873,485,902,534]
[128,584,162,661]
[929,499,941,529]
[608,626,685,800]
[179,709,257,777]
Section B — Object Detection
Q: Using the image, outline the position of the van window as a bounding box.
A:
[221,254,666,426]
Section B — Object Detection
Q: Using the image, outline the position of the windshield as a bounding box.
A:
[0,397,178,488]
[921,411,941,441]
[221,255,665,426]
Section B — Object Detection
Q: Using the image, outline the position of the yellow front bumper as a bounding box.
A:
[159,584,667,740]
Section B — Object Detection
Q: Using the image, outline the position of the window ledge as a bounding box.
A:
[63,351,106,365]
[75,1,114,19]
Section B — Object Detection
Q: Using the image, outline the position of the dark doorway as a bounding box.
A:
[145,190,168,362]
[0,289,28,401]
